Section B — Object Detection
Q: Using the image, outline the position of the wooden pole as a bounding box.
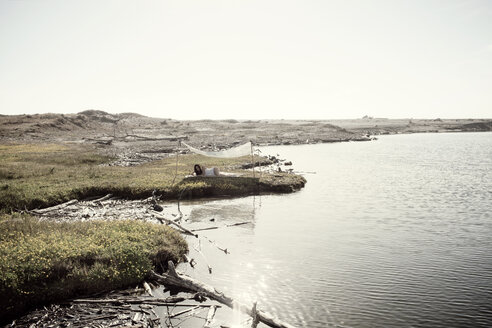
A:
[172,140,180,186]
[251,141,255,178]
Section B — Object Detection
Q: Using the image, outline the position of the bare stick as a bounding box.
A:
[193,240,213,274]
[152,211,197,237]
[226,222,250,227]
[251,302,260,328]
[204,305,217,328]
[202,236,229,254]
[169,305,200,318]
[191,226,219,232]
[191,221,250,233]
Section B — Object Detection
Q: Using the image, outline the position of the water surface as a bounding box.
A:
[175,132,492,327]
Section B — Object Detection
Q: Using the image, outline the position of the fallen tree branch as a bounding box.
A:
[32,199,78,214]
[151,211,198,237]
[91,193,113,204]
[150,261,296,328]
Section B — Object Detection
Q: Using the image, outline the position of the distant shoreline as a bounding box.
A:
[1,111,490,167]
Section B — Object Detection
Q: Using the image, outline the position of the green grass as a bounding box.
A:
[0,214,187,321]
[0,142,305,321]
[0,143,305,212]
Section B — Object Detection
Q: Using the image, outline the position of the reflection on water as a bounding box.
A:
[171,132,492,328]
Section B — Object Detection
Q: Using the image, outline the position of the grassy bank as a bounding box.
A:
[0,142,305,321]
[0,143,305,212]
[0,214,187,321]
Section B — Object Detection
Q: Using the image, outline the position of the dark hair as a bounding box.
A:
[194,164,202,175]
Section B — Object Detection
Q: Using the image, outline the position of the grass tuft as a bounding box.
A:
[0,214,187,320]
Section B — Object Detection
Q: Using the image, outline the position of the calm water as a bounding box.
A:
[174,132,492,328]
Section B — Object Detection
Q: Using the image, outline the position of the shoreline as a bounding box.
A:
[1,111,490,167]
[1,113,491,326]
[0,142,305,325]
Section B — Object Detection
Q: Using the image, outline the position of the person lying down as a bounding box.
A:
[192,164,241,177]
[194,164,220,177]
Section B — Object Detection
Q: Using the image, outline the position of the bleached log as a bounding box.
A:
[150,262,296,328]
[204,305,217,328]
[91,193,113,203]
[143,281,153,297]
[32,199,78,214]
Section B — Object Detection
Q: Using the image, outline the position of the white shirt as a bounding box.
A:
[204,168,215,176]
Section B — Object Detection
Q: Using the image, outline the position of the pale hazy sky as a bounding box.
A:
[1,0,491,119]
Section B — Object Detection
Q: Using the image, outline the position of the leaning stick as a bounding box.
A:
[193,240,213,274]
[150,262,296,328]
[152,211,197,237]
[201,235,229,254]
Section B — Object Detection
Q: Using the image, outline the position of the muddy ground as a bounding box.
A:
[2,110,490,166]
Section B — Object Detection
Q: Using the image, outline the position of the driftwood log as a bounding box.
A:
[150,261,296,328]
[31,199,78,214]
[204,305,218,328]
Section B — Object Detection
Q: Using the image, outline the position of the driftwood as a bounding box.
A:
[184,254,196,268]
[143,281,153,297]
[32,199,78,214]
[83,137,113,145]
[169,305,200,318]
[193,240,213,274]
[72,296,187,305]
[251,302,260,328]
[91,193,113,204]
[150,261,296,328]
[152,211,198,237]
[204,305,218,328]
[202,236,229,254]
[124,134,188,141]
[191,221,250,232]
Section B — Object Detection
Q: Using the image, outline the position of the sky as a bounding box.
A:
[0,0,491,120]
